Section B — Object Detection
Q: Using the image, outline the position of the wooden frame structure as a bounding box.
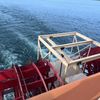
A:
[37,32,100,79]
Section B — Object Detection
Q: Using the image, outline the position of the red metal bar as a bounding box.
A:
[0,69,16,81]
[32,63,48,92]
[37,59,64,85]
[0,64,50,91]
[0,60,60,99]
[14,87,20,99]
[13,66,25,100]
[81,47,100,75]
[0,76,56,97]
[17,66,29,98]
[22,76,57,93]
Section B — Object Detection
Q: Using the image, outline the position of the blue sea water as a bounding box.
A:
[0,0,100,69]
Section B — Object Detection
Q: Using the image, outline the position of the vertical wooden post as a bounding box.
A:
[59,63,62,77]
[74,36,81,58]
[37,39,43,60]
[37,39,40,60]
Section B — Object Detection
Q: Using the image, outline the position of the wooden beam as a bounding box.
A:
[38,36,69,68]
[76,32,100,47]
[70,53,100,64]
[52,40,93,49]
[46,38,72,63]
[40,32,76,38]
[39,32,100,66]
[37,39,43,60]
[46,37,73,78]
[93,41,100,47]
[76,32,92,41]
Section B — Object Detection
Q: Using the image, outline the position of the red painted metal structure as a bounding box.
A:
[0,47,99,100]
[81,47,100,75]
[0,59,63,100]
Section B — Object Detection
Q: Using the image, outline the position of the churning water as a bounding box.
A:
[0,0,100,69]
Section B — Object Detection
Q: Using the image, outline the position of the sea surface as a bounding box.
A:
[0,0,100,69]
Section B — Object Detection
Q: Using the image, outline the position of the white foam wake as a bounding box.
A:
[0,48,21,69]
[15,31,37,52]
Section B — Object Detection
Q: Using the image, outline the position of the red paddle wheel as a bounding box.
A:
[0,59,63,100]
[81,47,100,76]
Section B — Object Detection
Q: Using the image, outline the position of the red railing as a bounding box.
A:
[0,59,63,100]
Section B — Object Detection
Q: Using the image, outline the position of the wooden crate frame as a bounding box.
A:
[37,32,100,77]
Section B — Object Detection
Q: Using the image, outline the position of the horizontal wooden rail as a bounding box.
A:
[40,32,76,38]
[39,36,69,67]
[52,41,93,49]
[70,53,100,64]
[46,38,71,62]
[76,32,100,47]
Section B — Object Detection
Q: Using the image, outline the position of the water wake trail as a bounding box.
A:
[0,46,22,69]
